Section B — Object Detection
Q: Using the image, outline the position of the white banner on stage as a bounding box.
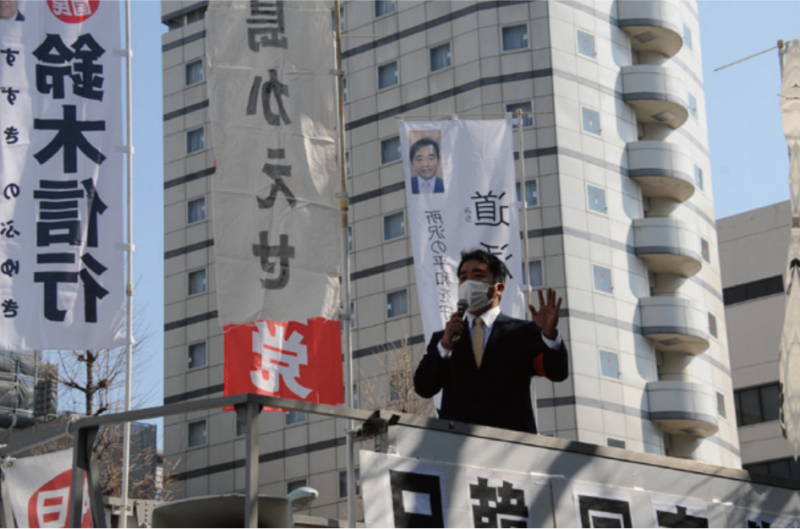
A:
[2,449,91,528]
[398,118,525,346]
[0,0,125,350]
[207,0,340,324]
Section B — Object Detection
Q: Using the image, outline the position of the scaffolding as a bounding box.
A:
[0,350,58,427]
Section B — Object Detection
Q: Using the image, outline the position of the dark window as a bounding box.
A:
[607,438,625,449]
[723,275,784,306]
[430,43,451,71]
[375,0,395,17]
[502,25,528,51]
[188,197,206,223]
[515,180,538,206]
[384,212,405,240]
[577,30,596,57]
[186,60,203,85]
[188,269,207,295]
[236,415,246,437]
[188,420,207,447]
[717,391,726,419]
[342,77,348,103]
[708,312,717,338]
[734,383,781,426]
[286,410,306,425]
[381,136,401,164]
[187,128,204,154]
[701,238,710,263]
[521,260,543,288]
[506,102,533,128]
[744,458,800,480]
[188,342,207,369]
[387,290,408,318]
[186,8,205,24]
[339,469,361,498]
[694,164,703,190]
[582,107,601,134]
[378,62,398,89]
[287,479,307,494]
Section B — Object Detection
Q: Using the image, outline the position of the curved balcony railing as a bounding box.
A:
[622,65,689,129]
[647,380,719,437]
[639,296,710,355]
[633,218,702,277]
[627,141,695,202]
[617,1,683,58]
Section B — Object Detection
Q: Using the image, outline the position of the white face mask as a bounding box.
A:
[458,280,493,312]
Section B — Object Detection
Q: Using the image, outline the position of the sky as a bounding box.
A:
[111,1,800,443]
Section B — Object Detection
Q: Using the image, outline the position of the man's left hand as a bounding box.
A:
[529,288,562,340]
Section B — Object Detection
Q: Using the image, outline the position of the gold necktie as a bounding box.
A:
[473,317,485,367]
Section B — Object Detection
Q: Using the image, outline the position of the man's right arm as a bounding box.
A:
[413,331,449,398]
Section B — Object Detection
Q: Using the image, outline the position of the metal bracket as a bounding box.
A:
[355,411,399,440]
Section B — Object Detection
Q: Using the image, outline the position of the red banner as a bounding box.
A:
[224,318,343,410]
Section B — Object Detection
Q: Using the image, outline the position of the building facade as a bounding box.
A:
[162,0,740,518]
[719,201,799,479]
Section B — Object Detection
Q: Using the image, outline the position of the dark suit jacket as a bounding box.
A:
[410,175,444,194]
[414,313,569,434]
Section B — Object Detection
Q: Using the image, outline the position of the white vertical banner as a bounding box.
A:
[2,449,92,528]
[207,0,340,324]
[398,118,525,345]
[779,39,800,457]
[0,0,125,350]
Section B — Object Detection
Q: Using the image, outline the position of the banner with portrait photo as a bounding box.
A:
[398,118,525,346]
[0,0,125,350]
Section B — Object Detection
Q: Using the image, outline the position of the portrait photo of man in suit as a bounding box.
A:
[0,0,23,20]
[414,249,569,434]
[409,137,444,195]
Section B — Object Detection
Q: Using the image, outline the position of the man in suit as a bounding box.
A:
[409,137,445,194]
[414,249,569,434]
[0,0,23,20]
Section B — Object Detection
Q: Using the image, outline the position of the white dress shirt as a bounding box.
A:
[438,305,562,358]
[417,176,436,194]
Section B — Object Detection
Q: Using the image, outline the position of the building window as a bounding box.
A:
[378,61,398,89]
[521,260,543,288]
[349,301,356,329]
[331,6,345,32]
[734,383,780,426]
[187,128,205,154]
[187,197,206,224]
[188,269,207,295]
[345,151,351,175]
[286,410,306,425]
[339,469,361,498]
[683,24,693,50]
[502,24,528,51]
[185,60,203,86]
[694,165,703,190]
[515,180,539,207]
[287,479,307,494]
[577,30,596,58]
[387,290,408,318]
[744,458,800,480]
[717,391,727,419]
[688,93,698,119]
[188,420,207,447]
[342,77,348,103]
[236,414,247,437]
[188,342,207,369]
[701,238,710,263]
[582,108,601,135]
[430,43,451,71]
[607,438,625,449]
[347,225,353,252]
[587,185,606,213]
[186,7,205,24]
[384,211,405,240]
[506,102,533,128]
[723,275,784,306]
[380,136,401,164]
[375,0,395,17]
[708,312,718,338]
[593,265,612,294]
[600,350,619,379]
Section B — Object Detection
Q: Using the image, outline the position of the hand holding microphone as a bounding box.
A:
[442,299,468,351]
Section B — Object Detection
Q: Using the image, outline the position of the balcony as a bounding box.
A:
[633,218,702,277]
[639,296,710,355]
[617,1,683,58]
[626,141,695,202]
[647,380,719,437]
[621,65,688,129]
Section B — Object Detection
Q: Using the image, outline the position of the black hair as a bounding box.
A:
[457,248,508,284]
[409,137,440,162]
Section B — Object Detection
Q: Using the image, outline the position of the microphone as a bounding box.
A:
[453,299,468,343]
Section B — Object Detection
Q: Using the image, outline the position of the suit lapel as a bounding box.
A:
[456,320,479,371]
[482,313,512,365]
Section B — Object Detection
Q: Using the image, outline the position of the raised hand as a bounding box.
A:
[529,288,562,340]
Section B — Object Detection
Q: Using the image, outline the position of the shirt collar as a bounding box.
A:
[465,305,501,329]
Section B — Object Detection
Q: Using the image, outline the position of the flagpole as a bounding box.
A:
[119,0,134,526]
[333,1,356,526]
[516,109,532,311]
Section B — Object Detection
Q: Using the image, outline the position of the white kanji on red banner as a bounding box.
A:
[250,321,311,398]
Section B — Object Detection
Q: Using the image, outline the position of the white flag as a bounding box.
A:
[399,118,525,346]
[207,0,340,324]
[0,0,125,350]
[779,39,800,458]
[3,449,91,528]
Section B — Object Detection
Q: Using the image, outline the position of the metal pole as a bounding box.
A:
[242,402,261,528]
[119,0,134,526]
[333,2,356,526]
[516,109,532,311]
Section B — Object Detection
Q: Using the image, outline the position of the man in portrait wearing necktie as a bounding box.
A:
[414,249,569,434]
[409,137,445,195]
